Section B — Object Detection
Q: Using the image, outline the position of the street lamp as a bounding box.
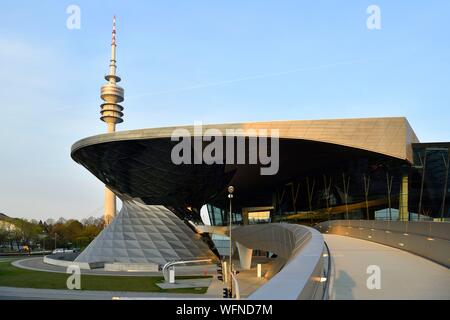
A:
[227,185,234,297]
[42,231,46,255]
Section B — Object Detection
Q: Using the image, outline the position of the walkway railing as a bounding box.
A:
[230,272,240,300]
[162,259,212,282]
[199,223,329,299]
[316,220,450,267]
[322,241,332,300]
[233,224,326,300]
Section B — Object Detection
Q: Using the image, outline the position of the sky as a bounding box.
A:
[0,1,449,221]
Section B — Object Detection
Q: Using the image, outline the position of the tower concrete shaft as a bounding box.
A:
[101,16,124,225]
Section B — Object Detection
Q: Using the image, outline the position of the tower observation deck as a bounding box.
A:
[100,15,124,133]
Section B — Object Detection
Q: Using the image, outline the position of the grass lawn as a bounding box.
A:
[0,260,210,294]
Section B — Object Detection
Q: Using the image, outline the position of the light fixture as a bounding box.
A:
[257,264,262,278]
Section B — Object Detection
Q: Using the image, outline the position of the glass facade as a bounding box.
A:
[247,211,271,224]
[206,204,242,226]
[410,143,450,220]
[205,142,450,225]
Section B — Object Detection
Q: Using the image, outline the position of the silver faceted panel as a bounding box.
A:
[75,200,215,265]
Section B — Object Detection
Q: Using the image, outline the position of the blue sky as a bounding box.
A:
[0,1,449,220]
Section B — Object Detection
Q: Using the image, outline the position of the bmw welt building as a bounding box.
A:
[71,117,450,268]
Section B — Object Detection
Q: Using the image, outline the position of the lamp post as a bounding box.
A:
[54,233,57,250]
[228,185,234,297]
[42,231,46,254]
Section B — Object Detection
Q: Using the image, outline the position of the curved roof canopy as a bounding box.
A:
[71,117,418,210]
[73,117,419,162]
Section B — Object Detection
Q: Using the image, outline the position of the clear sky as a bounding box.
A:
[0,1,449,220]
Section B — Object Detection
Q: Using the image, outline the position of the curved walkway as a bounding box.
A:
[325,234,450,300]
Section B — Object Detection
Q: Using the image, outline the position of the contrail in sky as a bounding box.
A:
[127,58,374,99]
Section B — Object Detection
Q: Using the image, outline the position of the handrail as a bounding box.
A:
[247,226,324,300]
[197,223,327,299]
[322,241,332,300]
[230,272,240,300]
[162,259,212,282]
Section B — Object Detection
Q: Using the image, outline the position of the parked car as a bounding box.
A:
[52,248,74,254]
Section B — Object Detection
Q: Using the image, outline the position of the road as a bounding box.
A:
[0,286,212,300]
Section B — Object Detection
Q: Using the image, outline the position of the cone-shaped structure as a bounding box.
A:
[75,200,215,266]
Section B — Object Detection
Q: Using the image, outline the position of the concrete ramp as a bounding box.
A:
[325,234,450,300]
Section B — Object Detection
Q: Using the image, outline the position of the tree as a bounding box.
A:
[75,236,90,248]
[0,228,9,248]
[57,217,67,225]
[82,224,102,242]
[9,218,44,249]
[64,220,84,243]
[10,228,22,250]
[0,215,103,251]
